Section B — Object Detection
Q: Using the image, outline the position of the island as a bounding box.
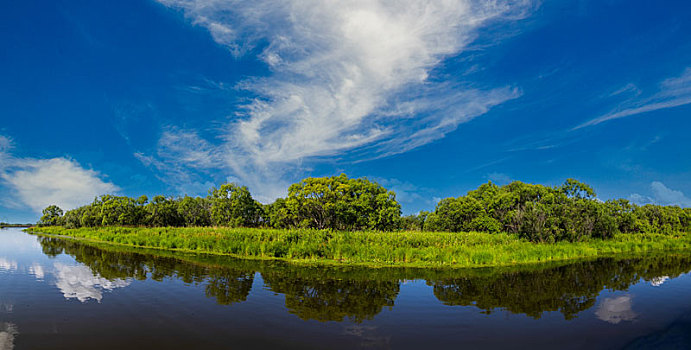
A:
[27,174,691,268]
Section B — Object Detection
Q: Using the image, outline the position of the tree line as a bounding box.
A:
[0,222,33,228]
[401,179,691,242]
[39,174,691,242]
[39,174,400,231]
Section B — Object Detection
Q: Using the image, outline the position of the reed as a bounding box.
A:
[26,226,691,268]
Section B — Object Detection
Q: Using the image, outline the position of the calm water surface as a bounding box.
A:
[1,228,691,349]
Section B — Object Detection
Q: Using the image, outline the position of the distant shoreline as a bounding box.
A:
[1,224,33,228]
[25,226,691,269]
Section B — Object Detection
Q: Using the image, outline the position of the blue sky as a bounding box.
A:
[1,0,690,222]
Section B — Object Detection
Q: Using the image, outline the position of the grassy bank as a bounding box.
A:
[26,226,691,268]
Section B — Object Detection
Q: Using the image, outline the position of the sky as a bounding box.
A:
[1,0,690,223]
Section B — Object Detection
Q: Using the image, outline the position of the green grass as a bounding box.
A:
[26,226,691,268]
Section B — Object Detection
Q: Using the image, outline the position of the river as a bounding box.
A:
[1,228,690,349]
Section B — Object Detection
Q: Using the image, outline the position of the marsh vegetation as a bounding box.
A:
[28,226,691,268]
[32,175,691,267]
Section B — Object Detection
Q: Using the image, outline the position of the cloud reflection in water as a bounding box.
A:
[596,295,637,324]
[650,276,669,287]
[0,322,17,350]
[28,263,44,280]
[53,263,130,302]
[0,259,17,272]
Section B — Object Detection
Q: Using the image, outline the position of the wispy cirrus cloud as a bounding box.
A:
[143,0,534,200]
[576,67,691,129]
[134,129,218,195]
[0,135,12,166]
[371,177,436,208]
[0,135,118,213]
[486,172,513,185]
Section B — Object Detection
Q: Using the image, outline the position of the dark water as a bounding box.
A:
[1,228,691,349]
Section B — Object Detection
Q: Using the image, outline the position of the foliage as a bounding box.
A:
[398,211,429,231]
[208,183,262,227]
[265,198,294,228]
[422,179,690,242]
[37,176,690,243]
[27,226,691,268]
[38,205,64,226]
[145,195,184,227]
[45,183,261,229]
[178,196,212,227]
[0,223,33,228]
[430,254,691,319]
[279,174,401,231]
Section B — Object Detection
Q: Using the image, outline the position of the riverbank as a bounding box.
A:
[26,226,691,268]
[1,224,33,228]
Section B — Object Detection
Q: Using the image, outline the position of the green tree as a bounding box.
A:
[425,196,488,232]
[208,183,262,227]
[63,207,82,228]
[79,200,102,227]
[265,198,295,229]
[561,178,596,199]
[145,195,183,227]
[425,179,625,242]
[177,196,212,227]
[93,195,146,226]
[399,211,429,231]
[606,199,637,233]
[283,174,401,230]
[39,205,64,226]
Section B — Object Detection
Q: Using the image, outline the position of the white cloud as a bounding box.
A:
[576,67,691,129]
[629,181,691,207]
[0,136,119,214]
[628,193,652,206]
[53,263,131,302]
[650,181,691,207]
[135,129,219,196]
[0,136,12,171]
[147,0,533,200]
[1,157,118,213]
[595,295,637,324]
[0,136,11,154]
[156,129,218,169]
[606,83,641,98]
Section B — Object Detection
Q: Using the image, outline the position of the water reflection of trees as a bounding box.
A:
[205,270,254,305]
[36,236,691,322]
[37,237,255,305]
[430,255,691,319]
[261,267,399,322]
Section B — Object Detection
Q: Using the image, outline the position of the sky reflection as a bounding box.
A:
[1,229,691,349]
[52,263,131,302]
[596,295,638,324]
[0,322,17,350]
[0,259,17,272]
